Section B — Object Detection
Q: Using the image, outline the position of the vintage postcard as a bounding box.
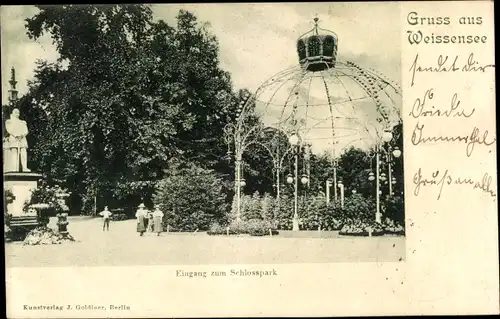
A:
[2,1,498,317]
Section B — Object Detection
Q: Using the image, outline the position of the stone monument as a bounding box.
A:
[4,108,30,172]
[3,68,42,218]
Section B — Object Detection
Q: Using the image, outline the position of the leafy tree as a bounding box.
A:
[245,191,263,220]
[384,195,404,226]
[273,193,294,230]
[301,194,327,230]
[336,146,373,198]
[307,147,373,198]
[4,189,15,215]
[332,193,376,223]
[308,151,335,194]
[153,162,229,231]
[22,5,238,210]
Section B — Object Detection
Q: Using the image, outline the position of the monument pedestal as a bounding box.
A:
[4,172,42,217]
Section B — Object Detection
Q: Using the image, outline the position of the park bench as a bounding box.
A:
[7,215,39,240]
[110,208,128,221]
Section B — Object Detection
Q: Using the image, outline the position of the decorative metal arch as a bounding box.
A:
[224,21,402,221]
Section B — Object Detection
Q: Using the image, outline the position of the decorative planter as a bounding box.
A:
[56,212,69,237]
[36,206,56,226]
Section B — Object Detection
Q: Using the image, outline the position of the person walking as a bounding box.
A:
[135,203,147,236]
[99,206,112,231]
[152,205,164,236]
[146,208,154,233]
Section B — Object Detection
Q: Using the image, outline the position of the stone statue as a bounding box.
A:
[3,108,30,172]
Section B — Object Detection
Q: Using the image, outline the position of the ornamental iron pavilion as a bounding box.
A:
[224,18,402,228]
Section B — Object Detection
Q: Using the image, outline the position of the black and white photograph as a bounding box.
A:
[3,3,405,268]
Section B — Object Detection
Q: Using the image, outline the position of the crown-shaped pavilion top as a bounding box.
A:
[296,18,338,72]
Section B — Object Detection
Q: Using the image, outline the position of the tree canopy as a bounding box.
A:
[20,5,238,211]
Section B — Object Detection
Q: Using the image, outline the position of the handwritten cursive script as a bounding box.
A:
[409,52,495,86]
[413,168,496,200]
[411,123,496,157]
[410,89,475,118]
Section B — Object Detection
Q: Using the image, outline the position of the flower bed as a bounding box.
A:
[383,223,405,236]
[207,220,279,237]
[339,220,385,237]
[23,226,75,245]
[339,219,406,237]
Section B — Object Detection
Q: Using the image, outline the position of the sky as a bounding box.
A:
[1,3,402,154]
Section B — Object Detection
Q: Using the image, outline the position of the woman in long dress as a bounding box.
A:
[135,203,147,236]
[152,205,164,236]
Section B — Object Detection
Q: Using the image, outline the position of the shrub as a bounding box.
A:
[339,220,385,236]
[227,192,381,232]
[207,222,238,235]
[384,195,405,226]
[4,189,15,214]
[207,219,278,236]
[274,194,340,230]
[153,163,228,232]
[22,182,70,224]
[318,201,342,230]
[260,193,275,222]
[230,192,278,225]
[273,194,294,230]
[236,219,278,236]
[298,194,377,231]
[383,219,405,236]
[245,192,263,220]
[337,193,376,223]
[4,212,12,226]
[230,192,266,222]
[301,195,327,230]
[23,183,69,213]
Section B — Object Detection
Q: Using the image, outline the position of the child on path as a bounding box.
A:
[146,209,154,233]
[99,206,112,231]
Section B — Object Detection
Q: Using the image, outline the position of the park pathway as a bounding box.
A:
[5,216,405,267]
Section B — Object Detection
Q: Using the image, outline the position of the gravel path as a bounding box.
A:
[5,216,405,267]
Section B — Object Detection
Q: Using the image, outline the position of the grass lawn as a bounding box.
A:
[5,216,405,267]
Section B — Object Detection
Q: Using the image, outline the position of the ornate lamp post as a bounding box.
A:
[388,146,402,196]
[239,178,246,187]
[224,93,254,220]
[300,174,309,185]
[300,173,309,218]
[288,132,300,231]
[368,128,402,223]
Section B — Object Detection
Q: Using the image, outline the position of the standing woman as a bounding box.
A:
[152,205,164,236]
[135,203,147,236]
